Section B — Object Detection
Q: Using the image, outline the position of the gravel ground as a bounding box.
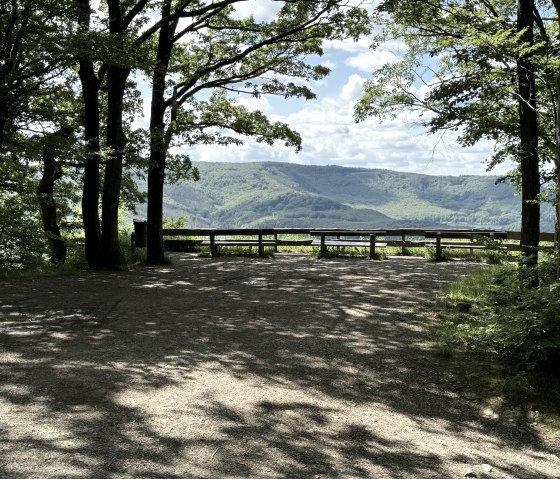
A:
[0,253,558,479]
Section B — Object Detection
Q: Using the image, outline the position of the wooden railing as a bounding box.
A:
[131,224,556,259]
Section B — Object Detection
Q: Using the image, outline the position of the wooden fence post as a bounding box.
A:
[258,230,264,257]
[435,232,442,260]
[320,235,326,258]
[369,234,377,259]
[210,233,216,257]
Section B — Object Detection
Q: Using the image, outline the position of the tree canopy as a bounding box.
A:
[0,0,371,269]
[356,0,560,270]
[2,0,557,273]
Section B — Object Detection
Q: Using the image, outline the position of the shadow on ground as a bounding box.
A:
[0,254,557,478]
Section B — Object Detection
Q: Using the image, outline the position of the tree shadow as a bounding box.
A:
[0,255,557,478]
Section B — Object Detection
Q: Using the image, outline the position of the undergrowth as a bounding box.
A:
[432,254,560,420]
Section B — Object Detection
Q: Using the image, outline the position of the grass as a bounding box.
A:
[0,240,90,280]
[430,263,560,430]
[161,240,513,263]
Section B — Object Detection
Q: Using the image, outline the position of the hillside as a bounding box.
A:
[148,161,554,231]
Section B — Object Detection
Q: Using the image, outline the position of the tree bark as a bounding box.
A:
[78,59,103,267]
[75,0,102,267]
[550,0,560,280]
[147,0,176,264]
[100,0,129,268]
[517,0,540,277]
[36,130,69,263]
[101,64,128,268]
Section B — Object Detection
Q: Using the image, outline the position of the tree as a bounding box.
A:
[36,127,74,263]
[516,0,540,271]
[73,0,104,267]
[0,0,69,152]
[71,0,154,268]
[546,0,560,278]
[355,0,547,268]
[145,0,370,263]
[1,0,83,267]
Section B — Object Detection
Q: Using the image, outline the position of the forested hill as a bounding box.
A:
[155,162,554,231]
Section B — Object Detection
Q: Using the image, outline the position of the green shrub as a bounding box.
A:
[0,193,48,271]
[486,272,560,371]
[435,256,560,373]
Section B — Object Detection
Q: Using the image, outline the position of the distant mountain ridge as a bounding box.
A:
[152,161,554,231]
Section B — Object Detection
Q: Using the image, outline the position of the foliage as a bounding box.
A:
[435,258,560,373]
[0,192,48,270]
[162,216,188,229]
[356,0,560,269]
[0,0,72,150]
[355,0,555,175]
[486,261,560,371]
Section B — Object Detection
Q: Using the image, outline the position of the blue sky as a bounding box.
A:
[144,1,511,177]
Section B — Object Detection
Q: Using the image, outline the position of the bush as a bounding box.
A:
[486,265,560,371]
[436,255,560,373]
[0,193,48,271]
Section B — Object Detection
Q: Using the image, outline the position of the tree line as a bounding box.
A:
[1,0,558,277]
[1,0,369,269]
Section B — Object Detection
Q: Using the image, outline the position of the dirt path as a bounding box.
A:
[0,254,558,479]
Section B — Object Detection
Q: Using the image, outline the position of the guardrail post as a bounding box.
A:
[274,233,278,252]
[401,234,406,255]
[258,230,264,257]
[320,235,326,258]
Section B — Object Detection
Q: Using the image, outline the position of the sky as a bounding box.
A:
[144,1,511,178]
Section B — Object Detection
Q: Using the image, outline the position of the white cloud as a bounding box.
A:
[188,73,511,177]
[345,49,402,73]
[232,0,282,21]
[235,96,272,113]
[340,74,366,101]
[323,37,373,54]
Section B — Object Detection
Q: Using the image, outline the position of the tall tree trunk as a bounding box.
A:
[0,94,6,153]
[101,64,128,268]
[556,166,560,280]
[101,0,129,268]
[517,0,540,278]
[36,130,69,263]
[75,0,102,267]
[78,58,103,267]
[147,0,176,265]
[551,0,560,280]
